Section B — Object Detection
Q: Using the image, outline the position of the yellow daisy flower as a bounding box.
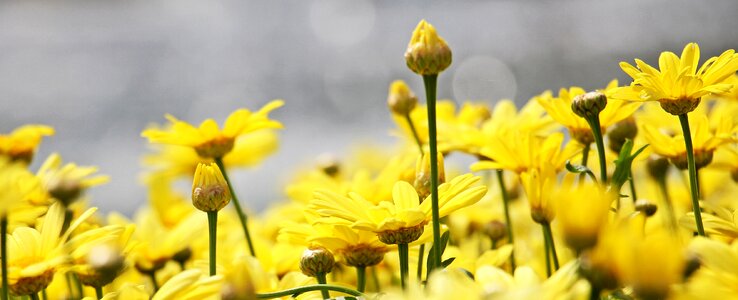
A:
[613,42,738,115]
[141,100,284,159]
[0,158,48,227]
[0,124,54,164]
[310,174,486,244]
[471,131,580,174]
[37,153,109,206]
[152,269,223,300]
[537,80,642,144]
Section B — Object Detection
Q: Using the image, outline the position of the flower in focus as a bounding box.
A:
[37,153,109,206]
[0,124,54,164]
[405,19,452,75]
[141,100,284,158]
[613,42,738,115]
[191,162,231,212]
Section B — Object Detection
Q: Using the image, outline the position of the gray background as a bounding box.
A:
[2,0,736,214]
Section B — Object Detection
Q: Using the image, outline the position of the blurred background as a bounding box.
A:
[1,0,737,214]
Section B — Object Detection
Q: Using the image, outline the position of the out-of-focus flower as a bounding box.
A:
[0,124,54,164]
[0,158,47,226]
[152,269,223,300]
[37,153,109,206]
[555,183,614,252]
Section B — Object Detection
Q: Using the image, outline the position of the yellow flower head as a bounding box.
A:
[615,43,738,115]
[471,131,580,174]
[520,166,557,224]
[555,183,614,252]
[37,153,109,206]
[387,80,418,115]
[67,224,136,288]
[141,100,284,158]
[152,269,223,300]
[0,158,47,223]
[0,124,54,164]
[310,174,486,244]
[536,81,642,145]
[191,162,231,212]
[405,19,452,75]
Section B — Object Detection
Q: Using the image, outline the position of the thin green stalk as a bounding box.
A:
[72,273,83,299]
[496,170,516,270]
[491,238,497,250]
[1,217,8,300]
[678,114,705,236]
[416,244,424,281]
[29,294,39,300]
[370,266,380,292]
[42,289,47,300]
[148,272,159,293]
[542,222,559,271]
[95,286,103,300]
[543,226,551,277]
[398,243,410,289]
[356,266,366,293]
[315,273,330,299]
[422,74,442,271]
[657,178,677,230]
[579,143,591,184]
[255,284,364,299]
[207,211,218,276]
[586,116,608,182]
[404,113,424,154]
[214,157,257,256]
[628,170,638,202]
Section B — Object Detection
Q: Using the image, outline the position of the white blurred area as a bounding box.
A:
[1,0,736,214]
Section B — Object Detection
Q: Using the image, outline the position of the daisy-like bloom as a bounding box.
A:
[67,224,136,289]
[151,269,223,300]
[471,131,580,174]
[680,202,738,243]
[0,158,48,227]
[141,100,284,159]
[36,153,109,206]
[520,166,558,225]
[679,237,738,299]
[613,43,738,115]
[5,202,96,296]
[310,173,486,245]
[0,124,54,164]
[537,81,642,145]
[641,112,735,169]
[554,183,614,252]
[143,129,278,179]
[475,262,589,299]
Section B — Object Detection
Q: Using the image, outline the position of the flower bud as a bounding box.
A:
[387,80,418,116]
[404,20,452,75]
[192,162,231,212]
[414,152,445,200]
[635,199,658,217]
[571,91,607,120]
[299,246,335,277]
[483,220,507,242]
[646,156,670,180]
[607,117,638,153]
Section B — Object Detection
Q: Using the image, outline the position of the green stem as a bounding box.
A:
[678,114,705,236]
[316,273,330,299]
[422,74,443,272]
[404,113,424,154]
[542,222,559,272]
[1,217,8,300]
[72,273,83,299]
[370,266,380,292]
[42,289,47,300]
[356,266,366,293]
[657,178,677,230]
[214,157,257,257]
[543,226,551,277]
[95,286,103,300]
[398,243,409,290]
[29,293,39,300]
[65,273,75,299]
[207,211,218,276]
[586,116,608,182]
[491,238,497,250]
[496,169,516,270]
[628,170,638,202]
[256,284,364,299]
[148,271,159,293]
[579,143,591,184]
[416,244,424,281]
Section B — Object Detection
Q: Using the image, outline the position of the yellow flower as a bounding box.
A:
[6,202,97,296]
[37,153,109,206]
[475,262,589,299]
[387,80,418,116]
[679,237,738,299]
[555,183,614,251]
[614,42,738,115]
[67,224,136,288]
[405,19,452,75]
[471,131,580,174]
[141,100,284,158]
[680,202,738,243]
[280,222,389,268]
[191,162,230,212]
[310,174,486,244]
[536,81,642,145]
[152,269,223,300]
[520,166,557,224]
[0,124,54,163]
[0,158,47,226]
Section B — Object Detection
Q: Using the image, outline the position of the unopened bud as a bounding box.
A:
[607,117,638,153]
[646,156,670,180]
[414,152,445,200]
[572,91,607,120]
[635,199,658,217]
[387,80,418,116]
[192,162,231,212]
[404,20,452,76]
[299,246,335,277]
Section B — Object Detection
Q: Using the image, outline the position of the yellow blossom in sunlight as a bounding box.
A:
[0,158,48,226]
[536,80,642,145]
[614,42,738,115]
[520,166,557,224]
[471,131,580,174]
[152,269,223,300]
[0,124,54,164]
[141,100,284,158]
[280,222,389,268]
[67,224,136,288]
[37,153,109,206]
[310,174,486,244]
[6,202,97,296]
[405,19,452,75]
[680,202,738,243]
[678,237,738,299]
[555,183,614,252]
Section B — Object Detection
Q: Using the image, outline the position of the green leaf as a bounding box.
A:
[610,139,648,194]
[565,160,598,183]
[426,231,452,278]
[441,257,456,268]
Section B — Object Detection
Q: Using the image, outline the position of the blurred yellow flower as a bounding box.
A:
[471,131,580,174]
[141,100,283,158]
[37,153,109,206]
[0,158,47,226]
[555,183,614,252]
[0,124,54,164]
[152,269,223,300]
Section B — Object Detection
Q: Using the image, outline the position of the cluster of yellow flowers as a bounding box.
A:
[1,19,738,300]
